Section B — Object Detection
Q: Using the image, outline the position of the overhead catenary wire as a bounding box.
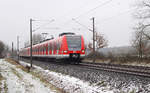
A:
[71,7,136,32]
[97,7,136,24]
[74,0,113,19]
[32,19,55,32]
[72,18,92,32]
[63,0,113,26]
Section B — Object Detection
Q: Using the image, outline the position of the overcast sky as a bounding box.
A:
[0,0,137,49]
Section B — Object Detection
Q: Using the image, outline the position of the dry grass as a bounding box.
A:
[84,58,150,67]
[0,73,7,93]
[0,74,3,92]
[5,58,29,72]
[83,58,110,63]
[11,68,22,79]
[3,80,7,93]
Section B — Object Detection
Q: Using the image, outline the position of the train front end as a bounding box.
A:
[63,35,85,64]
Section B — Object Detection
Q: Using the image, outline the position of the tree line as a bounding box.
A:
[0,40,10,58]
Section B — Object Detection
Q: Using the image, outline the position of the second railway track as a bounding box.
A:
[79,62,150,77]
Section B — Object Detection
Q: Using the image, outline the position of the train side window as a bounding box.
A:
[48,43,50,51]
[50,43,52,50]
[45,45,47,53]
[54,42,56,50]
[49,43,50,51]
[41,46,42,52]
[43,45,44,53]
[52,42,54,50]
[44,45,45,53]
[33,48,34,53]
[43,45,45,54]
[36,47,37,54]
[56,41,58,50]
[54,41,57,50]
[57,40,60,50]
[50,43,51,50]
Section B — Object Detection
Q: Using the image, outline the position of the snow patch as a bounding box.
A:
[0,59,56,93]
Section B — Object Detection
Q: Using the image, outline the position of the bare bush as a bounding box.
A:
[0,41,5,58]
[88,31,108,50]
[24,33,43,47]
[132,0,150,59]
[131,28,150,59]
[86,51,106,60]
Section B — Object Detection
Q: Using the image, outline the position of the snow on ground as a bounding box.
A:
[0,59,56,93]
[19,60,114,93]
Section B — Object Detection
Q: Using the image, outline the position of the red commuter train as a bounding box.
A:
[19,33,85,64]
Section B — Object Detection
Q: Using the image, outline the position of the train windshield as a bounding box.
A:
[66,36,81,51]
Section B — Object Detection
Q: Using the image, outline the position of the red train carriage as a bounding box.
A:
[20,33,85,64]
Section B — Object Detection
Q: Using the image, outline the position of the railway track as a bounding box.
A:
[17,57,150,77]
[79,62,150,77]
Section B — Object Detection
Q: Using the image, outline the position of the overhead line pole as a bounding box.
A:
[72,17,96,62]
[12,42,14,58]
[29,18,54,68]
[17,36,19,62]
[30,19,33,68]
[92,17,95,63]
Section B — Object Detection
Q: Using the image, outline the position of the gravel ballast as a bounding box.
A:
[21,58,150,93]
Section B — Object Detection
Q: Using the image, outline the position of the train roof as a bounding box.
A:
[22,33,82,50]
[59,32,75,37]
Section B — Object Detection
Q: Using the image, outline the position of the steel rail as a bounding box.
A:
[79,62,150,77]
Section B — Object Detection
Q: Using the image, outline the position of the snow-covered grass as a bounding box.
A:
[0,73,7,93]
[3,58,150,93]
[2,58,115,93]
[0,59,58,93]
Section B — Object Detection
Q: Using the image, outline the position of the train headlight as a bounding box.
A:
[82,50,85,53]
[63,50,67,53]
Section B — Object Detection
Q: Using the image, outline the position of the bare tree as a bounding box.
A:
[24,33,43,47]
[88,31,108,51]
[133,0,150,39]
[132,0,150,58]
[134,0,150,19]
[131,30,150,59]
[32,34,43,44]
